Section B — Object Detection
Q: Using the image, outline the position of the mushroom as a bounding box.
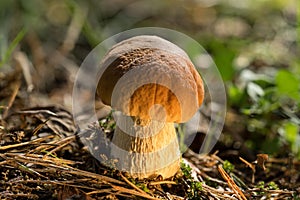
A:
[97,35,204,179]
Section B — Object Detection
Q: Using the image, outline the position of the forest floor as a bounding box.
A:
[0,1,299,198]
[0,67,299,200]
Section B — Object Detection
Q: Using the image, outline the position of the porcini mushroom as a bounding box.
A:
[97,35,204,179]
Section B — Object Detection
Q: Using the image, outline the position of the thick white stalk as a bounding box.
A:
[110,114,181,179]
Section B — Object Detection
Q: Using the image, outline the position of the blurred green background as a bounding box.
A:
[0,0,299,159]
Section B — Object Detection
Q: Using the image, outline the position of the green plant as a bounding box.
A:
[228,68,300,159]
[223,160,235,173]
[137,183,150,193]
[256,181,279,195]
[266,181,279,190]
[0,28,27,68]
[256,181,266,195]
[98,111,116,131]
[180,161,202,199]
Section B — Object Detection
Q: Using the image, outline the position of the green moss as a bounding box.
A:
[223,160,235,173]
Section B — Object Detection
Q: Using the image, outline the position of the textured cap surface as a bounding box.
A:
[97,35,204,123]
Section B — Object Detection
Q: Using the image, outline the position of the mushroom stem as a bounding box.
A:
[110,113,181,179]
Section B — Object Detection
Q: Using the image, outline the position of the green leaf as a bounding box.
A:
[275,70,300,100]
[0,28,27,67]
[284,122,298,144]
[228,84,244,106]
[208,40,236,81]
[283,122,300,157]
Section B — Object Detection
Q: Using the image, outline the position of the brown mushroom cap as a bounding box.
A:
[97,35,204,123]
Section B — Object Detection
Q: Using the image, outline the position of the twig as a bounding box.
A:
[67,167,125,185]
[0,154,48,179]
[3,152,126,186]
[42,136,75,158]
[111,185,160,200]
[197,169,228,186]
[8,179,99,191]
[22,153,77,165]
[239,156,256,183]
[31,119,49,136]
[248,188,295,195]
[86,188,114,195]
[28,135,74,154]
[16,109,58,116]
[0,135,54,150]
[149,180,177,186]
[201,184,238,199]
[59,3,88,56]
[0,193,38,199]
[218,165,247,200]
[119,173,152,196]
[13,51,34,92]
[2,80,20,119]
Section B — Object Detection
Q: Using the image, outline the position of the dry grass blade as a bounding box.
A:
[86,188,115,195]
[2,80,20,119]
[0,135,54,150]
[9,152,125,185]
[18,152,77,165]
[66,167,126,185]
[59,3,88,56]
[31,119,49,136]
[149,180,177,186]
[218,165,247,200]
[42,136,75,158]
[2,153,71,170]
[16,109,58,116]
[0,154,48,179]
[15,161,49,179]
[1,102,298,199]
[13,51,34,92]
[239,156,256,183]
[111,185,160,200]
[29,135,75,154]
[120,173,155,197]
[0,193,39,199]
[9,179,100,191]
[201,184,238,199]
